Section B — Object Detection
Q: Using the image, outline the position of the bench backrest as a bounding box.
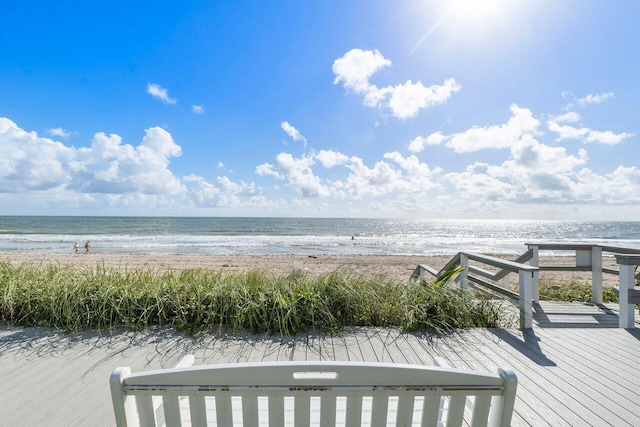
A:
[110,361,517,427]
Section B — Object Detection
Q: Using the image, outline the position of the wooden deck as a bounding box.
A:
[1,301,639,426]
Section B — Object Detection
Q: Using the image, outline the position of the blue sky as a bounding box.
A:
[1,0,638,219]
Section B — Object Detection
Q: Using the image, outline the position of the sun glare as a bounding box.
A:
[409,0,522,54]
[449,0,510,27]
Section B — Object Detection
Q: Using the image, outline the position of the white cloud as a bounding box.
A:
[332,49,460,119]
[191,105,205,114]
[438,104,540,153]
[508,135,587,172]
[280,121,307,147]
[256,153,329,197]
[184,174,260,207]
[388,78,461,119]
[332,48,391,92]
[48,127,70,138]
[255,163,282,179]
[146,83,177,104]
[585,129,634,145]
[69,127,183,195]
[257,150,441,200]
[254,137,632,208]
[337,152,440,197]
[408,131,446,153]
[552,111,581,123]
[605,167,640,202]
[0,117,183,196]
[445,135,590,203]
[546,121,588,140]
[547,120,633,145]
[316,150,349,168]
[339,157,401,197]
[578,92,614,106]
[445,164,516,200]
[0,118,73,192]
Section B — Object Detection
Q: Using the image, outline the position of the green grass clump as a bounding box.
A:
[0,261,507,335]
[539,281,619,303]
[511,280,619,303]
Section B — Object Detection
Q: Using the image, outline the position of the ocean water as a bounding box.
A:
[1,216,640,255]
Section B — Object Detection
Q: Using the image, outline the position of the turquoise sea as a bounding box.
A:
[1,216,640,255]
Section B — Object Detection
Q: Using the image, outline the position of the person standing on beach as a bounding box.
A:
[84,241,91,254]
[74,242,79,254]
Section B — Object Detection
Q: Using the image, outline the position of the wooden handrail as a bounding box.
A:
[411,250,535,282]
[525,242,595,251]
[600,245,640,254]
[462,252,537,273]
[526,242,640,254]
[411,252,461,280]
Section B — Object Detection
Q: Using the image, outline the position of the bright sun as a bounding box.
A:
[408,0,529,56]
[448,0,512,27]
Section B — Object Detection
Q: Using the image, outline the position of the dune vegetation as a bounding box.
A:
[0,261,508,335]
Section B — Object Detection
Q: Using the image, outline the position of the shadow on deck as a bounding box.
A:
[532,301,640,329]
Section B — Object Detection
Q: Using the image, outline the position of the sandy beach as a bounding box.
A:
[0,252,623,286]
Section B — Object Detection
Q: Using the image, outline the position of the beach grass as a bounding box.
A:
[0,261,507,335]
[535,280,619,303]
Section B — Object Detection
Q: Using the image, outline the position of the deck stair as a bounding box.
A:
[413,243,640,329]
[411,250,534,301]
[411,251,538,329]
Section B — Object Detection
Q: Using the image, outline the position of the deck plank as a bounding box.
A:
[4,301,640,426]
[435,331,553,427]
[470,329,635,426]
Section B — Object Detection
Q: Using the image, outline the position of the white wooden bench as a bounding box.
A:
[110,359,517,427]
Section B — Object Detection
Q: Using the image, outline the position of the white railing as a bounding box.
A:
[526,243,640,306]
[411,252,538,329]
[614,254,640,328]
[413,243,640,329]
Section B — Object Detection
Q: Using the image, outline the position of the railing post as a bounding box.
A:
[530,245,540,302]
[618,260,635,328]
[519,269,533,329]
[502,275,509,289]
[592,246,603,304]
[459,253,468,289]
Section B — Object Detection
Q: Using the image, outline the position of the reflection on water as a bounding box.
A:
[0,216,639,255]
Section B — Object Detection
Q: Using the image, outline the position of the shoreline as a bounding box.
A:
[0,252,622,285]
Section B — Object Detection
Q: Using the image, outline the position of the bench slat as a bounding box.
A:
[135,395,155,427]
[422,395,441,426]
[398,395,416,426]
[446,395,466,427]
[215,394,233,426]
[295,394,310,426]
[345,395,363,426]
[188,395,207,426]
[370,396,388,427]
[471,395,491,427]
[162,395,181,426]
[242,395,259,426]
